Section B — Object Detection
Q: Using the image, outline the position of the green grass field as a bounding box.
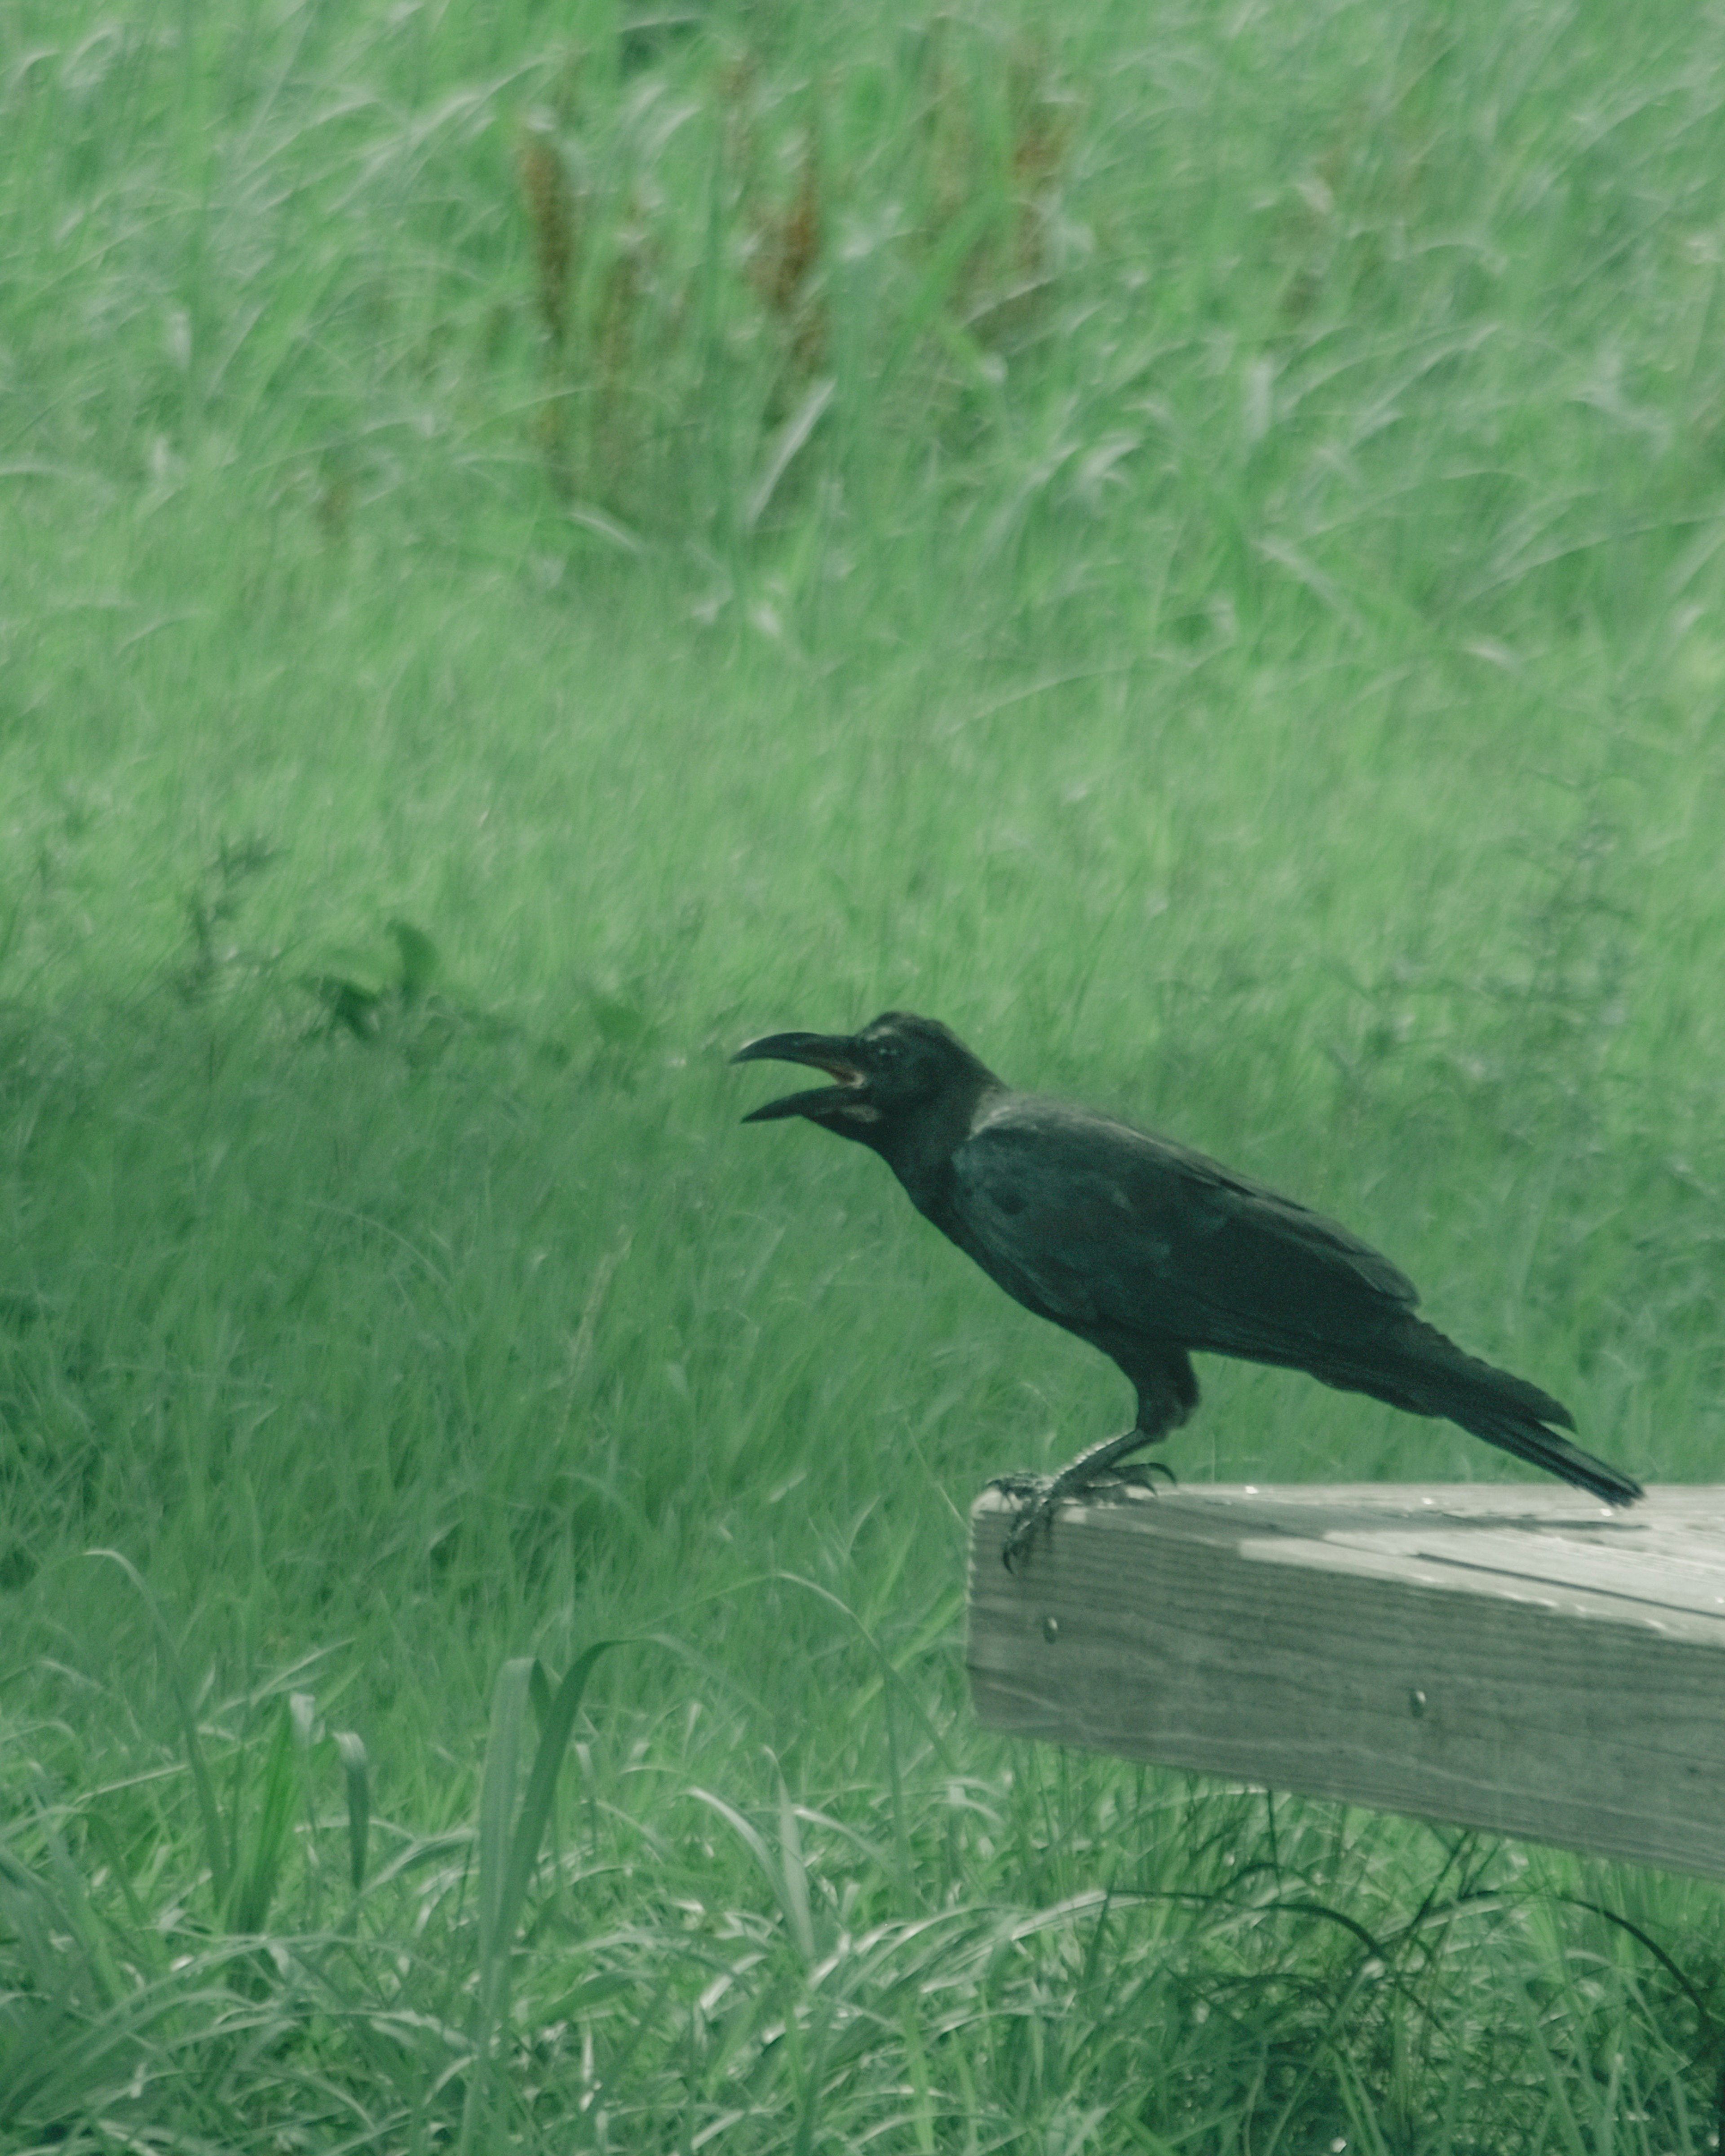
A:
[5,0,1725,2145]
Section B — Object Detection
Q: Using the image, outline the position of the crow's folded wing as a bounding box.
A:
[949,1100,1417,1356]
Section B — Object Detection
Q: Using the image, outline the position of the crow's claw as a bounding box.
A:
[1111,1460,1179,1491]
[994,1476,1057,1571]
[990,1458,1177,1570]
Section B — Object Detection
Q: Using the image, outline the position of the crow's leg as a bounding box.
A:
[994,1356,1197,1571]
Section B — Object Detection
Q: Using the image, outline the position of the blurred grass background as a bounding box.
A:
[4,0,1725,2146]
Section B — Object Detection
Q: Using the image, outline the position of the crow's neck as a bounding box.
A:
[873,1080,1004,1223]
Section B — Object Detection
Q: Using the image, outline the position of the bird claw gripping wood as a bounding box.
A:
[991,1460,1177,1571]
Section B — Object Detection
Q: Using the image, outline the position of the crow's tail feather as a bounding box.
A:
[1328,1316,1643,1507]
[1452,1404,1644,1507]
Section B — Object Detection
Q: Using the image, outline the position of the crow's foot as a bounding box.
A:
[991,1457,1177,1571]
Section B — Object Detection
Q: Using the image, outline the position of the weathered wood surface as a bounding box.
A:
[967,1484,1725,1877]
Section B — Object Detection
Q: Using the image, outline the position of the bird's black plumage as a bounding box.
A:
[733,1012,1643,1560]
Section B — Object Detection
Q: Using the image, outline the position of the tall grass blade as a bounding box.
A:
[459,1640,628,2155]
[744,377,836,531]
[89,1550,231,1915]
[775,1768,817,1966]
[495,1644,626,1955]
[686,1784,818,1964]
[228,1697,302,1934]
[335,1730,370,1893]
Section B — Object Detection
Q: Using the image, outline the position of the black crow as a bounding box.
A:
[734,1012,1642,1565]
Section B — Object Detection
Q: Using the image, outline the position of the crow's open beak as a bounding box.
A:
[732,1031,866,1122]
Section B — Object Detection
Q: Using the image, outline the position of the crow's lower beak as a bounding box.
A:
[732,1030,865,1122]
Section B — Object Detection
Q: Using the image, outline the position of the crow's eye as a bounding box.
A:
[873,1039,902,1067]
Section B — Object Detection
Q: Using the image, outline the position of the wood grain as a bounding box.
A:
[967,1484,1725,1876]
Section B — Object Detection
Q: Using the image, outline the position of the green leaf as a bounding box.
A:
[228,1699,301,1935]
[335,1731,370,1894]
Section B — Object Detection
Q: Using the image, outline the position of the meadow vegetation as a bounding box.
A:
[4,0,1725,2145]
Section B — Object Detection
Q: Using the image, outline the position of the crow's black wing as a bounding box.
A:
[949,1099,1417,1358]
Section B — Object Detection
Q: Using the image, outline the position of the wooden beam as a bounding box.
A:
[967,1484,1725,1878]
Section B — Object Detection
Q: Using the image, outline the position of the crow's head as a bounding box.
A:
[732,1011,998,1140]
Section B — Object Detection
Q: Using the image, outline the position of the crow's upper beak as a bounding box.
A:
[732,1030,866,1122]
